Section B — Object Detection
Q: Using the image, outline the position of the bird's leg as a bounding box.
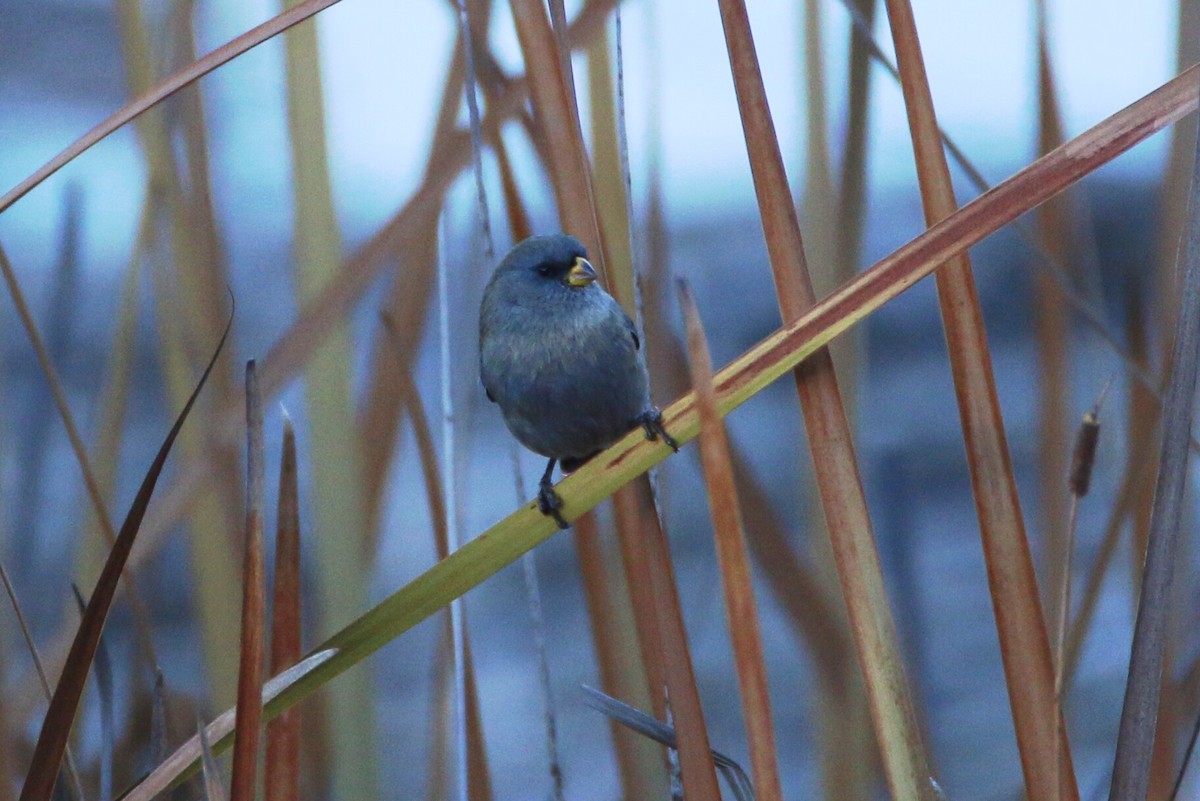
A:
[637,407,679,452]
[537,458,569,529]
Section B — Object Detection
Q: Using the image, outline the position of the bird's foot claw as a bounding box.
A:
[638,408,679,452]
[537,483,570,529]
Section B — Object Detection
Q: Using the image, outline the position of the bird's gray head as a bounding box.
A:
[490,234,598,294]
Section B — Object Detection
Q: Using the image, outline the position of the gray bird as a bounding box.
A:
[479,234,677,528]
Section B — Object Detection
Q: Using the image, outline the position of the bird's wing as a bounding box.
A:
[622,310,640,351]
[485,386,496,403]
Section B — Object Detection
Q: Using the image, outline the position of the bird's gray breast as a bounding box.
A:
[481,294,649,461]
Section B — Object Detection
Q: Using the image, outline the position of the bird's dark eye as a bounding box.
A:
[536,264,554,277]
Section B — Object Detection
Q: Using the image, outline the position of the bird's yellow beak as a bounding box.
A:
[566,257,597,287]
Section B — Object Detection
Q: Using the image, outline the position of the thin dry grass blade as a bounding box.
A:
[151,251,241,704]
[126,651,336,801]
[715,0,933,796]
[424,627,453,801]
[580,685,755,801]
[0,242,150,623]
[19,314,230,801]
[76,193,149,590]
[1061,432,1156,690]
[92,588,114,801]
[835,0,877,282]
[679,279,782,801]
[122,66,1200,798]
[266,417,301,801]
[230,362,266,801]
[1152,0,1200,347]
[1107,85,1200,801]
[151,670,169,769]
[1033,1,1073,628]
[1,568,86,801]
[881,2,1078,797]
[198,720,229,801]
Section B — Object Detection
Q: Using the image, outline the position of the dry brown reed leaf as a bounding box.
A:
[716,0,934,796]
[230,362,266,801]
[679,279,783,801]
[266,418,301,801]
[882,2,1078,797]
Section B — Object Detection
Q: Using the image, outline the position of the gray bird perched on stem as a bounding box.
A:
[479,234,678,528]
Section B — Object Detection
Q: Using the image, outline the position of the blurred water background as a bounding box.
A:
[1,0,1198,799]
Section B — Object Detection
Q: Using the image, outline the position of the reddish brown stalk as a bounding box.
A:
[715,0,932,795]
[633,480,722,801]
[609,494,667,721]
[881,3,1078,799]
[678,280,783,800]
[464,640,494,801]
[266,418,302,801]
[230,362,266,801]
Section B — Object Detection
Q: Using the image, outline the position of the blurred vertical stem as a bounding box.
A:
[279,3,377,798]
[881,2,1079,799]
[715,1,935,798]
[834,0,876,284]
[1032,0,1072,657]
[115,0,242,703]
[802,4,874,795]
[1107,81,1200,801]
[77,194,151,589]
